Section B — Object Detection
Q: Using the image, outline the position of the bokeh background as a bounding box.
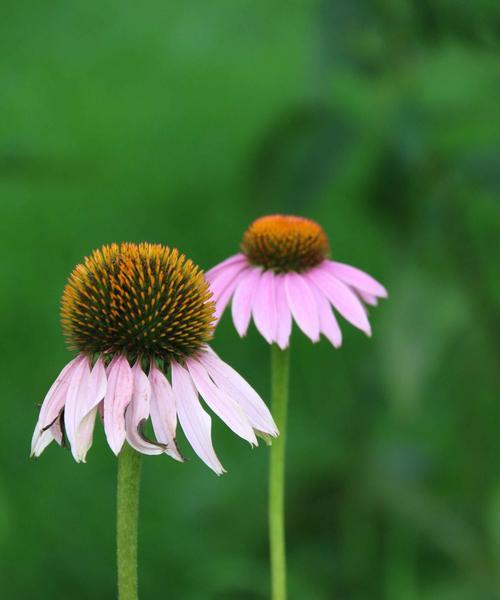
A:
[2,1,500,598]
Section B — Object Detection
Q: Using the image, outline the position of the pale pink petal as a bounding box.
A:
[252,270,278,344]
[214,270,248,321]
[103,356,133,455]
[125,361,164,456]
[231,267,262,337]
[309,284,342,348]
[205,253,247,282]
[324,261,388,298]
[65,356,107,462]
[31,429,55,457]
[149,362,183,461]
[73,408,100,462]
[50,418,64,447]
[186,357,257,445]
[64,358,90,451]
[31,355,84,457]
[284,272,320,342]
[171,360,225,475]
[274,274,292,349]
[198,348,278,436]
[358,291,378,306]
[207,261,249,302]
[308,265,372,335]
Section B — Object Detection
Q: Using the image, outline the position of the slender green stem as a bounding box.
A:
[117,443,142,600]
[269,344,290,600]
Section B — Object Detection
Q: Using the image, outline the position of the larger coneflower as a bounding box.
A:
[31,242,277,600]
[206,215,387,600]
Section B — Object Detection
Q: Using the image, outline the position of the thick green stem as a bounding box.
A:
[117,443,142,600]
[269,344,290,600]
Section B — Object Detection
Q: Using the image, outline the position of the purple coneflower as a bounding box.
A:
[206,214,387,348]
[207,215,387,600]
[31,242,277,473]
[31,242,277,600]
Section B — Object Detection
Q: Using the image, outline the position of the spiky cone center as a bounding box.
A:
[241,215,329,273]
[61,243,215,363]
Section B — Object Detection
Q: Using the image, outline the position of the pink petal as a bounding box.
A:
[274,275,292,350]
[358,291,378,306]
[308,266,372,336]
[309,285,342,348]
[73,408,99,462]
[75,358,107,462]
[284,272,320,342]
[231,267,262,337]
[31,355,85,457]
[197,348,278,436]
[125,361,164,456]
[103,356,133,455]
[64,357,107,462]
[149,362,183,461]
[324,261,388,298]
[171,360,225,475]
[32,429,55,456]
[214,279,242,321]
[205,253,247,282]
[252,270,278,344]
[207,260,249,302]
[50,418,64,446]
[186,357,257,445]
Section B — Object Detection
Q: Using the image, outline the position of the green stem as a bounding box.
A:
[269,344,290,600]
[117,443,142,600]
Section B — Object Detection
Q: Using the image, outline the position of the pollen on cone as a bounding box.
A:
[241,214,329,273]
[61,243,215,362]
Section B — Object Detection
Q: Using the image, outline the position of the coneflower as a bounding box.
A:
[207,215,387,347]
[206,215,387,600]
[31,242,277,600]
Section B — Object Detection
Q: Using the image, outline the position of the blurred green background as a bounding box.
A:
[2,1,500,598]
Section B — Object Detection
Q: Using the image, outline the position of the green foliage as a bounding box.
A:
[1,1,499,598]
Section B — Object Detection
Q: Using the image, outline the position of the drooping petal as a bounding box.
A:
[206,257,249,301]
[186,357,257,445]
[197,348,278,437]
[252,270,278,344]
[213,274,245,322]
[231,267,262,337]
[103,356,133,455]
[274,274,292,350]
[308,265,372,336]
[125,361,164,455]
[358,291,378,306]
[50,418,64,447]
[73,407,99,462]
[284,272,320,342]
[171,360,225,475]
[324,261,388,298]
[33,429,55,456]
[205,253,247,282]
[64,356,107,462]
[31,355,85,457]
[309,283,342,348]
[64,358,90,450]
[149,362,183,461]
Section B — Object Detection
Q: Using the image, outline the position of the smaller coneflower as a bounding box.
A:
[206,215,387,600]
[31,242,277,600]
[206,214,387,348]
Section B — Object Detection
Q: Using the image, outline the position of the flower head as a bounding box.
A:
[206,215,388,348]
[241,215,329,272]
[32,243,277,473]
